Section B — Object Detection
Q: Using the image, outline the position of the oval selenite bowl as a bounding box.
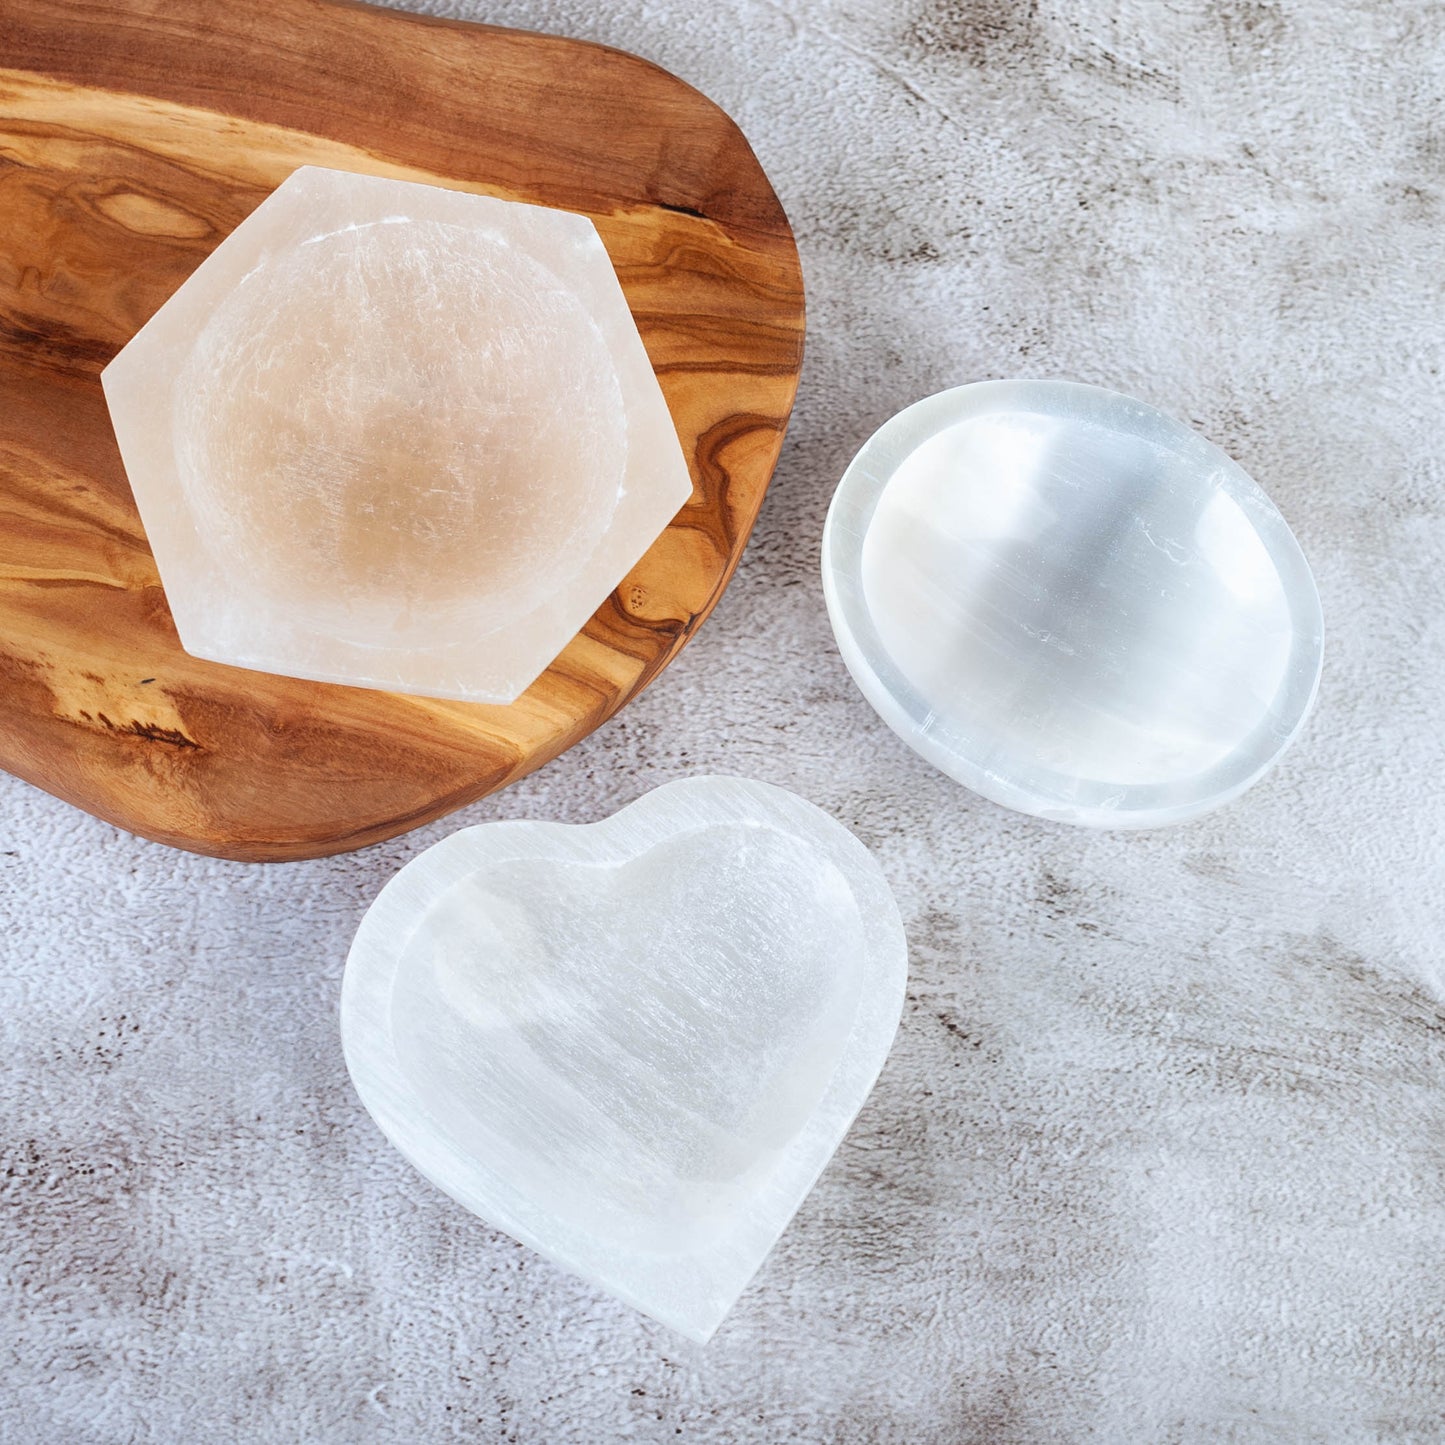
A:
[822,380,1324,828]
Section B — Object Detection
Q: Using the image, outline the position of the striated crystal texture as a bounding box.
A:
[101,166,692,702]
[823,380,1323,827]
[340,777,908,1342]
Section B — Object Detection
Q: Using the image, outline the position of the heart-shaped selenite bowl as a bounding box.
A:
[341,777,907,1342]
[823,379,1324,827]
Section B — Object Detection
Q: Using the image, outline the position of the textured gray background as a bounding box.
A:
[4,1,1445,1440]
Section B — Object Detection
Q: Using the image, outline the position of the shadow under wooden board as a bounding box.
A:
[0,0,805,861]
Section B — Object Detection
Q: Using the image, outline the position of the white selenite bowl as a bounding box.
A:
[822,380,1324,828]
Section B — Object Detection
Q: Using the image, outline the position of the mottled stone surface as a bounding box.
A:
[5,2,1445,1442]
[101,166,691,702]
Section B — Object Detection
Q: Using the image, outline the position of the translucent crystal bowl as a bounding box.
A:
[101,166,693,704]
[341,777,907,1341]
[822,380,1324,828]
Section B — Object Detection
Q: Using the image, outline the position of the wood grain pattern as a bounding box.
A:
[0,0,804,860]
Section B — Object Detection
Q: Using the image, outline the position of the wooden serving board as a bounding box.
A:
[0,0,804,861]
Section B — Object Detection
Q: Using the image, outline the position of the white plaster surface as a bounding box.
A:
[3,1,1444,1440]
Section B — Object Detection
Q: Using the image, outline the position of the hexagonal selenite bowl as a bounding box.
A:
[101,165,693,703]
[823,380,1324,828]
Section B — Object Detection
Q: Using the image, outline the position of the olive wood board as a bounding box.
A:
[0,0,805,860]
